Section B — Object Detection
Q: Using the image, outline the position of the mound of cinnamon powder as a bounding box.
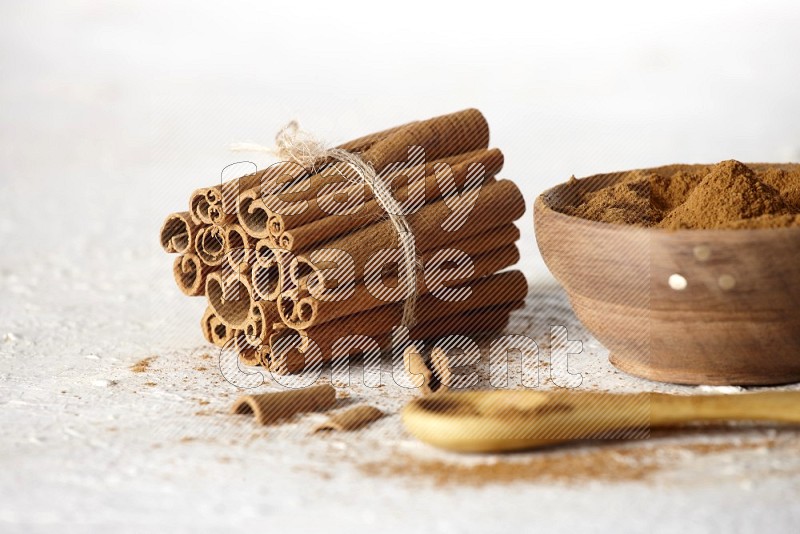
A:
[560,160,800,229]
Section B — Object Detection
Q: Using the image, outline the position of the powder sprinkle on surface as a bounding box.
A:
[130,356,158,373]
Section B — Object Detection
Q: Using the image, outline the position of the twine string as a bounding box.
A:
[232,122,418,327]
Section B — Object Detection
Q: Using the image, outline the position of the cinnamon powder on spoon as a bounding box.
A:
[560,160,800,229]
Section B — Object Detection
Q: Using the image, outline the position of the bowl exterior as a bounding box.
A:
[534,196,800,385]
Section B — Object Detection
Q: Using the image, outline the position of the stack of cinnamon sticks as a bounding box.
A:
[160,109,527,374]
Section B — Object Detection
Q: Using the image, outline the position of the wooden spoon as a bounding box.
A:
[401,389,800,453]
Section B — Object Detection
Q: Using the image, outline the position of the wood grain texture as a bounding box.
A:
[534,172,800,386]
[402,390,800,453]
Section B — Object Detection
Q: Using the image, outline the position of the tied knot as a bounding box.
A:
[233,122,419,327]
[273,121,328,170]
[230,121,328,171]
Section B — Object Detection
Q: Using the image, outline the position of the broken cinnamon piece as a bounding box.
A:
[403,346,439,395]
[230,384,336,425]
[313,405,385,432]
[430,348,453,392]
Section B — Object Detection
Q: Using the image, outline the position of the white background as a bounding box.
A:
[3,0,800,276]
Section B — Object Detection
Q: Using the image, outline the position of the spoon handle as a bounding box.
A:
[650,391,800,425]
[401,390,800,453]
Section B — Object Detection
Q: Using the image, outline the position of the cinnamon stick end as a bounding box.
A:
[230,384,336,425]
[403,346,439,395]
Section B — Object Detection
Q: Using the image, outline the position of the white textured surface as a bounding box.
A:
[3,260,800,533]
[2,1,800,532]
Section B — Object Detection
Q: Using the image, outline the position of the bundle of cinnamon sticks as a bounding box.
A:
[160,109,527,374]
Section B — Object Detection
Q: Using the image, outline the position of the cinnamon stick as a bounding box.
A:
[244,300,281,347]
[260,109,489,214]
[237,188,273,239]
[305,284,527,351]
[251,246,284,302]
[238,109,490,241]
[312,405,385,432]
[296,223,519,292]
[254,237,278,263]
[209,121,410,218]
[224,224,254,275]
[237,299,282,364]
[230,384,337,425]
[410,300,521,341]
[268,271,526,373]
[160,212,200,254]
[206,272,256,329]
[277,288,301,325]
[313,270,526,344]
[189,188,213,225]
[207,190,237,225]
[403,346,438,395]
[295,179,525,278]
[194,225,228,266]
[273,147,503,242]
[288,243,520,329]
[201,306,234,348]
[173,254,212,296]
[278,148,504,252]
[161,109,529,376]
[428,344,482,392]
[288,224,520,291]
[359,108,489,172]
[271,299,523,375]
[233,331,262,366]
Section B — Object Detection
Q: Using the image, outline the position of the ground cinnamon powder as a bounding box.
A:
[561,160,800,229]
[359,430,800,486]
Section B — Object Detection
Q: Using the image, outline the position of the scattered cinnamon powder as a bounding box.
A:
[130,356,157,373]
[561,161,800,229]
[360,435,793,486]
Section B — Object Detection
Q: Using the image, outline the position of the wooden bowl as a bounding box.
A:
[534,170,800,386]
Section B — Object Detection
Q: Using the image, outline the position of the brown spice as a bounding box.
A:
[130,356,157,373]
[313,405,386,432]
[567,172,661,226]
[403,346,438,395]
[360,436,787,487]
[230,384,337,425]
[561,160,800,229]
